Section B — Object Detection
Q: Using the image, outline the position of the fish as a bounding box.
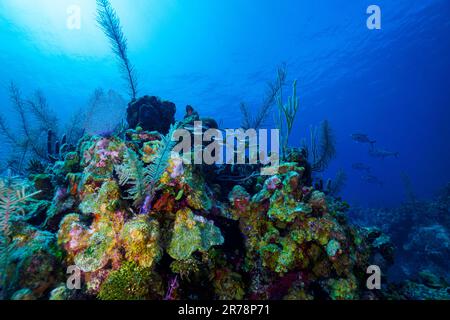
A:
[369,146,399,159]
[183,125,210,133]
[351,133,376,145]
[352,162,371,172]
[362,175,384,186]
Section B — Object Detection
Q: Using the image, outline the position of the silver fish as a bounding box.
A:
[369,147,399,159]
[352,163,371,172]
[362,175,384,186]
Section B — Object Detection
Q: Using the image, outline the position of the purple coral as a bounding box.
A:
[164,275,179,300]
[95,138,121,168]
[140,195,152,215]
[170,157,184,179]
[266,175,282,191]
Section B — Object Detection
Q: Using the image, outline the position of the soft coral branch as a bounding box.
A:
[96,0,138,100]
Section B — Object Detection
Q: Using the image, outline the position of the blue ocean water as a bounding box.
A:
[0,0,449,208]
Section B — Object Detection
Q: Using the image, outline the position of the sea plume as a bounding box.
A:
[27,90,59,134]
[307,120,337,172]
[326,169,347,196]
[0,172,40,299]
[0,83,57,172]
[116,149,146,206]
[96,0,138,100]
[143,124,178,199]
[276,77,300,157]
[116,125,178,209]
[240,64,287,130]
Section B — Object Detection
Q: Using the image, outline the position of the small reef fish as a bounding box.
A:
[362,175,384,186]
[352,163,371,172]
[351,133,376,145]
[184,127,210,136]
[369,146,399,159]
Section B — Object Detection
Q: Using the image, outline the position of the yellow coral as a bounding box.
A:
[160,172,170,185]
[121,216,161,268]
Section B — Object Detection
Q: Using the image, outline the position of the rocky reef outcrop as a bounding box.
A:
[126,96,176,134]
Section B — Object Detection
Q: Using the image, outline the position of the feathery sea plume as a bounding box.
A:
[116,149,146,206]
[0,172,40,299]
[27,90,59,135]
[96,0,138,100]
[326,169,347,196]
[116,124,178,210]
[241,64,287,130]
[0,83,58,172]
[143,124,178,201]
[306,120,337,172]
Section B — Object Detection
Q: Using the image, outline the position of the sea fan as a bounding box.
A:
[116,149,146,205]
[96,0,138,100]
[66,88,127,144]
[66,88,103,145]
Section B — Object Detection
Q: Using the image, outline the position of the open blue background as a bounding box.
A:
[0,0,449,207]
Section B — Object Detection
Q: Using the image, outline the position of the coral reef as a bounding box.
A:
[0,117,402,300]
[349,184,450,284]
[384,270,450,300]
[0,0,444,301]
[4,221,61,299]
[0,173,42,298]
[98,262,164,300]
[226,162,394,300]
